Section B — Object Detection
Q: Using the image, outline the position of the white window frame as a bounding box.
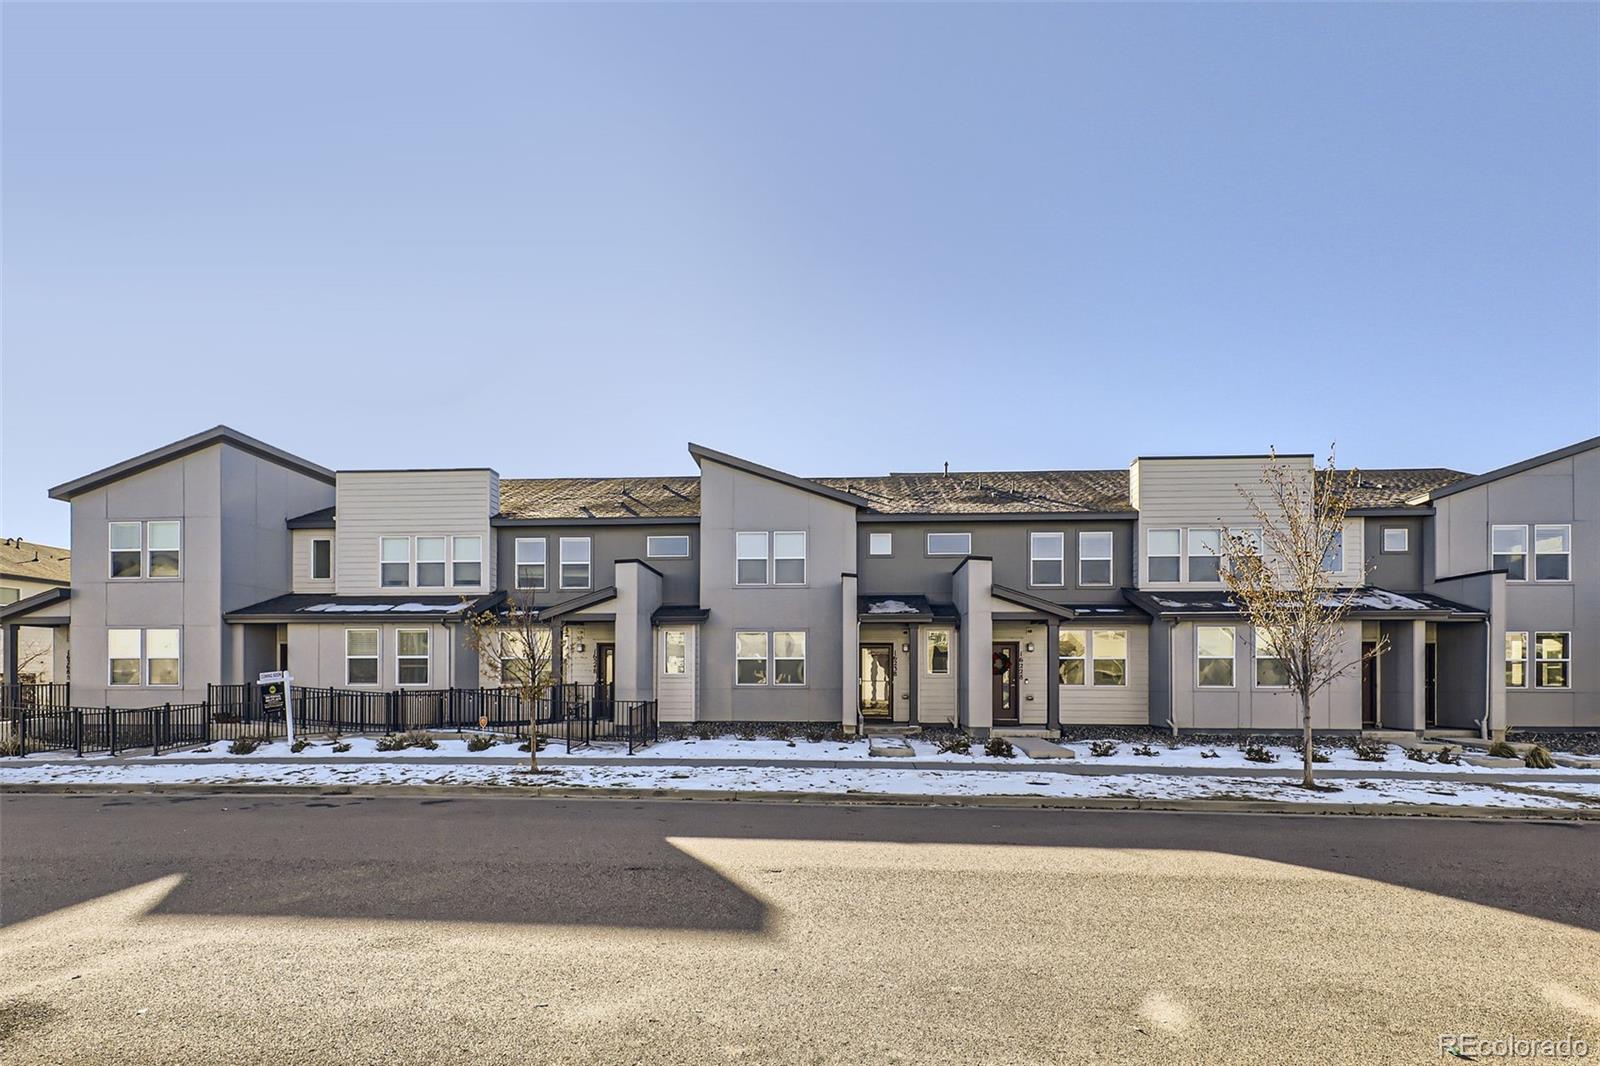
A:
[736,532,770,586]
[1491,525,1529,582]
[380,537,412,588]
[1533,524,1572,582]
[414,536,448,589]
[1188,529,1223,583]
[1090,629,1128,687]
[146,520,182,580]
[926,629,951,675]
[735,630,769,686]
[1146,528,1181,583]
[646,535,692,559]
[514,537,547,591]
[660,628,688,676]
[1196,625,1236,688]
[1505,631,1528,689]
[451,536,483,588]
[1253,629,1289,689]
[1078,531,1114,587]
[395,628,431,687]
[310,537,333,581]
[868,532,893,557]
[1058,628,1087,686]
[559,537,592,590]
[1320,529,1344,574]
[1534,631,1571,690]
[107,628,143,687]
[345,628,380,687]
[1381,527,1409,554]
[1029,532,1065,588]
[109,521,143,580]
[144,628,182,687]
[926,532,972,557]
[772,532,807,586]
[772,630,807,686]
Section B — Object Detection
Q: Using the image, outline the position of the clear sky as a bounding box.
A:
[4,2,1596,547]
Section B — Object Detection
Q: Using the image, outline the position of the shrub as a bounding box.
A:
[1088,740,1118,758]
[516,737,548,753]
[774,724,792,741]
[1131,743,1158,758]
[803,727,827,743]
[1309,748,1331,764]
[331,742,351,753]
[937,734,971,755]
[1524,744,1555,769]
[290,739,310,754]
[1404,747,1436,765]
[228,735,264,755]
[1199,748,1220,759]
[984,736,1016,759]
[1353,737,1388,762]
[1241,739,1278,764]
[0,736,21,757]
[736,725,757,741]
[402,730,438,750]
[694,724,716,741]
[466,735,496,752]
[376,734,406,752]
[1435,745,1460,766]
[1486,740,1518,759]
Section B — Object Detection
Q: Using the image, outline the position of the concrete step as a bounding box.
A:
[992,728,1057,739]
[862,724,918,737]
[866,736,916,758]
[1010,736,1075,760]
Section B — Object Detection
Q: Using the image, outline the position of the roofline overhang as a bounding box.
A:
[990,583,1076,620]
[1416,436,1600,502]
[491,515,699,527]
[861,511,1139,523]
[50,425,334,501]
[0,573,70,587]
[688,443,871,509]
[0,586,72,624]
[224,591,505,624]
[537,586,620,622]
[1347,506,1436,518]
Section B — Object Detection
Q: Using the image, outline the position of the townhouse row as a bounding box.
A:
[4,427,1596,735]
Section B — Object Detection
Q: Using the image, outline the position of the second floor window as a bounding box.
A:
[1188,529,1222,583]
[869,533,893,556]
[515,538,546,590]
[560,537,591,589]
[647,535,691,559]
[109,520,181,580]
[110,522,142,578]
[380,537,410,587]
[452,536,482,586]
[1147,529,1180,582]
[1030,532,1064,586]
[1320,529,1344,573]
[773,533,807,585]
[736,532,769,585]
[311,538,332,580]
[147,521,181,578]
[416,537,447,587]
[1382,527,1409,553]
[1491,525,1527,581]
[1534,525,1571,581]
[927,532,972,556]
[1078,531,1113,586]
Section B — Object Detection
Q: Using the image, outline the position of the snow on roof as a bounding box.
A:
[301,602,474,614]
[866,599,920,614]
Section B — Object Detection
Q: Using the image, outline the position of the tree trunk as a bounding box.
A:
[1301,692,1314,788]
[528,706,539,772]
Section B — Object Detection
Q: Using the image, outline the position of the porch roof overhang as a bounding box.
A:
[223,591,504,623]
[537,587,619,623]
[1123,587,1487,622]
[0,586,72,627]
[858,595,960,625]
[653,604,710,624]
[990,584,1076,621]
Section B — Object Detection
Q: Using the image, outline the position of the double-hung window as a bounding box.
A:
[772,631,806,684]
[1092,630,1128,686]
[1534,525,1571,581]
[380,537,411,587]
[1196,625,1235,687]
[311,538,333,581]
[647,535,691,559]
[396,629,430,686]
[1492,526,1528,581]
[661,629,688,675]
[109,522,143,579]
[452,536,482,586]
[560,537,591,589]
[1030,532,1064,587]
[1147,529,1181,582]
[926,630,950,674]
[773,532,807,585]
[147,521,182,578]
[735,632,769,685]
[1188,529,1222,582]
[108,629,143,686]
[1254,629,1289,687]
[1320,529,1344,573]
[736,533,769,585]
[109,520,182,579]
[515,538,547,590]
[1535,632,1570,689]
[1058,629,1087,685]
[346,629,380,685]
[415,537,447,588]
[1078,532,1113,586]
[1505,631,1528,688]
[107,628,180,687]
[927,532,972,556]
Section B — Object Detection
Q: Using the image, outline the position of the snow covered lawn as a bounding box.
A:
[1,759,1595,811]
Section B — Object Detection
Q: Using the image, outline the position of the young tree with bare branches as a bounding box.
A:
[462,589,555,772]
[1220,448,1386,788]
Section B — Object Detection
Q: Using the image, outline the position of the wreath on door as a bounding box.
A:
[992,649,1012,675]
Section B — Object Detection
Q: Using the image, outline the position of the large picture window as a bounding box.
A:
[1078,532,1113,586]
[1535,632,1570,689]
[1030,532,1064,587]
[515,538,547,590]
[1196,625,1235,687]
[560,537,592,590]
[1492,525,1528,581]
[346,629,380,685]
[773,532,807,585]
[1534,525,1571,581]
[396,629,430,686]
[736,533,769,585]
[107,628,181,687]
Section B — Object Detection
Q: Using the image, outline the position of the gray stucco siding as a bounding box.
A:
[493,524,699,607]
[1363,516,1426,591]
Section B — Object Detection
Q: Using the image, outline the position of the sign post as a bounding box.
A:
[258,671,295,746]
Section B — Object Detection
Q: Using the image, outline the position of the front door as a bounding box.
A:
[992,642,1020,724]
[1361,641,1378,728]
[1424,643,1437,728]
[859,645,894,718]
[595,643,616,719]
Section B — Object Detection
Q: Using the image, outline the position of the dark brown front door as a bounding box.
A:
[596,643,616,718]
[860,645,894,718]
[992,642,1020,724]
[1424,643,1437,728]
[1361,641,1378,728]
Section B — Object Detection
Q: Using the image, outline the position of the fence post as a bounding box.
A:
[108,707,117,757]
[156,704,168,756]
[73,709,82,758]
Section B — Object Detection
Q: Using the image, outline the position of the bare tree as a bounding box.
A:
[1220,448,1386,788]
[462,590,555,772]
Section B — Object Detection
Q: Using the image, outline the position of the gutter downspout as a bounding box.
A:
[1480,618,1492,741]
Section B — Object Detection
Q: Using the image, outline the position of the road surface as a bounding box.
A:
[3,793,1597,1063]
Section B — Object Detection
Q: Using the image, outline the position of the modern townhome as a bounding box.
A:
[0,538,71,686]
[9,426,1596,736]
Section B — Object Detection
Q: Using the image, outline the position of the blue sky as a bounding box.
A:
[4,2,1596,546]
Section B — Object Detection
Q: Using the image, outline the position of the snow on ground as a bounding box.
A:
[0,760,1592,810]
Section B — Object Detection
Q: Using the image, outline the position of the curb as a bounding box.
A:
[2,782,1594,821]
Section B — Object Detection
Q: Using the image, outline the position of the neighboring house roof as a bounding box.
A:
[820,470,1134,516]
[652,604,710,624]
[1413,436,1600,503]
[1320,468,1472,510]
[858,595,961,625]
[224,592,501,623]
[0,586,72,623]
[1124,587,1485,621]
[286,506,337,530]
[0,539,70,585]
[49,425,334,501]
[497,477,701,521]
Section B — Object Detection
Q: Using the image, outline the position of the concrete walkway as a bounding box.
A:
[2,751,1594,785]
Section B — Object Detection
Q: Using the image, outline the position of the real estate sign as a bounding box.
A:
[258,670,296,745]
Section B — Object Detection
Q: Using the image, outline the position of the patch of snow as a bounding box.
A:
[300,602,471,614]
[866,600,919,614]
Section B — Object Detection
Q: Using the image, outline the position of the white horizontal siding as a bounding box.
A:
[994,621,1049,725]
[1060,624,1150,726]
[919,627,958,725]
[656,625,698,722]
[334,470,495,596]
[291,530,335,594]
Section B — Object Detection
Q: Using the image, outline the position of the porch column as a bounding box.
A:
[550,620,565,684]
[841,574,858,732]
[1045,619,1061,733]
[3,623,18,686]
[952,558,994,737]
[613,561,663,703]
[1407,619,1427,733]
[907,622,920,726]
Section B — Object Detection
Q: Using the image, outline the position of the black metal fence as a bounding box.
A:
[2,682,658,757]
[2,682,69,712]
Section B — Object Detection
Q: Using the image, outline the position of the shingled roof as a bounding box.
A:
[492,466,1469,521]
[0,538,70,584]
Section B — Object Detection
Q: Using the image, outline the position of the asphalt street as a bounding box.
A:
[2,794,1597,1064]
